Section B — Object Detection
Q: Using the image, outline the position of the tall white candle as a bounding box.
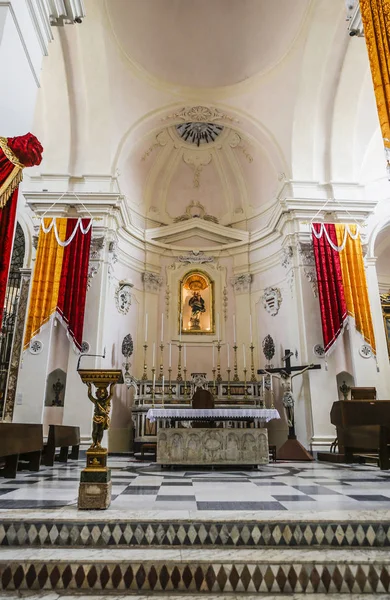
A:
[217,313,220,341]
[233,314,236,344]
[161,313,164,342]
[152,342,155,368]
[144,313,148,343]
[162,375,165,397]
[250,315,253,344]
[153,372,156,391]
[179,312,182,342]
[270,375,273,391]
[212,344,215,368]
[169,342,172,368]
[262,375,265,395]
[227,343,230,368]
[184,344,187,368]
[242,343,246,369]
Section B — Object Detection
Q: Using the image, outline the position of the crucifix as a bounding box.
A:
[258,349,321,460]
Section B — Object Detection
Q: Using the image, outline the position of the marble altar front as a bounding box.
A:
[157,427,269,465]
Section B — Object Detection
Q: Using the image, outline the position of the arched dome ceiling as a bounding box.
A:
[106,0,311,88]
[117,119,279,227]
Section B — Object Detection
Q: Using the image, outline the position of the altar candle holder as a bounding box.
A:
[216,341,222,383]
[161,377,165,407]
[243,368,248,400]
[141,343,148,381]
[233,344,239,382]
[151,367,156,407]
[183,367,188,399]
[250,343,257,382]
[270,389,275,409]
[177,343,183,382]
[259,382,265,409]
[158,343,164,381]
[212,368,217,396]
[168,367,172,400]
[227,368,231,400]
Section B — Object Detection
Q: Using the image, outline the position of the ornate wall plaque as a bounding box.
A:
[262,287,282,316]
[115,281,133,315]
[29,339,43,354]
[231,273,252,293]
[143,272,163,293]
[177,250,214,265]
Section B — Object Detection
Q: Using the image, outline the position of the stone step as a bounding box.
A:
[0,547,390,594]
[2,595,390,600]
[1,515,390,548]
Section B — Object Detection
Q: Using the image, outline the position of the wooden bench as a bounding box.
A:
[43,424,80,466]
[140,442,157,461]
[0,423,43,478]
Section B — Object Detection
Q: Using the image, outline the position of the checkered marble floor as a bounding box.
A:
[1,456,390,512]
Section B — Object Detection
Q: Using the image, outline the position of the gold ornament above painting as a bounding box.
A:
[179,270,215,335]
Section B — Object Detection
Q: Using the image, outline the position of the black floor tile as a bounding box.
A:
[347,495,390,501]
[272,495,315,501]
[121,486,160,494]
[0,500,71,508]
[253,482,287,486]
[291,485,341,495]
[156,495,196,501]
[160,481,193,486]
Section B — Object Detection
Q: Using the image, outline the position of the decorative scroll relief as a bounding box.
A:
[223,286,228,321]
[174,200,218,224]
[228,132,253,163]
[262,287,282,316]
[115,281,133,315]
[143,272,163,293]
[162,106,239,124]
[298,242,318,298]
[177,251,214,265]
[87,236,105,291]
[183,149,212,188]
[231,273,252,293]
[281,246,294,295]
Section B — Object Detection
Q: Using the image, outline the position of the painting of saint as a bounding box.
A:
[180,271,214,335]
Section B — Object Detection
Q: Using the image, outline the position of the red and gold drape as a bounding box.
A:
[24,218,92,351]
[0,134,43,330]
[312,223,376,354]
[312,224,348,353]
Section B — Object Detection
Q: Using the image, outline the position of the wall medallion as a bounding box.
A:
[313,344,325,358]
[29,340,43,355]
[359,344,373,359]
[115,281,133,315]
[262,287,282,316]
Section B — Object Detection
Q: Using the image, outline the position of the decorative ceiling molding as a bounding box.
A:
[174,200,218,224]
[176,122,224,146]
[177,251,214,265]
[162,106,239,124]
[228,132,253,163]
[182,149,213,188]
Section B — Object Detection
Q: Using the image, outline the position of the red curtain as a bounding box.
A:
[57,219,92,350]
[0,192,18,329]
[312,223,348,353]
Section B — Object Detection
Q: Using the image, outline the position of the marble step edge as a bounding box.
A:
[2,519,390,548]
[1,549,390,595]
[3,595,390,600]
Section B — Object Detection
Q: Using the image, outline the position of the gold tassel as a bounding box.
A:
[0,166,23,209]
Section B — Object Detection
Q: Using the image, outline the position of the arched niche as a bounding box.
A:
[336,371,355,401]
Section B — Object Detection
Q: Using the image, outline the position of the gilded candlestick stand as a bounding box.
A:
[233,344,239,381]
[141,343,148,381]
[216,341,222,383]
[183,367,188,399]
[168,367,172,399]
[250,343,257,382]
[77,368,123,510]
[243,368,248,400]
[177,343,183,381]
[158,343,164,381]
[227,368,231,400]
[212,368,217,396]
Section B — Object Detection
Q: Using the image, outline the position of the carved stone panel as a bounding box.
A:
[231,273,252,293]
[143,272,163,293]
[157,427,269,465]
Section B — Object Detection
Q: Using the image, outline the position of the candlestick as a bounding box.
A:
[233,314,236,344]
[212,367,217,396]
[141,343,148,381]
[217,313,220,341]
[212,343,215,368]
[183,367,188,400]
[233,343,239,381]
[158,342,164,380]
[227,343,230,369]
[261,375,265,408]
[242,343,246,370]
[250,343,257,382]
[177,343,183,381]
[161,313,164,342]
[216,341,222,383]
[169,342,172,368]
[162,375,165,406]
[227,368,231,400]
[249,314,253,344]
[270,373,273,391]
[184,344,187,368]
[151,369,156,407]
[144,313,148,343]
[243,368,248,400]
[152,342,155,369]
[179,312,182,342]
[168,367,172,399]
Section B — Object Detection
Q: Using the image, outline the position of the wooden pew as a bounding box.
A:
[0,423,43,478]
[43,424,80,466]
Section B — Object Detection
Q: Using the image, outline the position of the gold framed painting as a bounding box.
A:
[179,270,215,335]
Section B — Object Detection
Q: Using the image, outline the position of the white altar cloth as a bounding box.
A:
[146,408,280,423]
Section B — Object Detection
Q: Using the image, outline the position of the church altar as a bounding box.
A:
[147,407,279,422]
